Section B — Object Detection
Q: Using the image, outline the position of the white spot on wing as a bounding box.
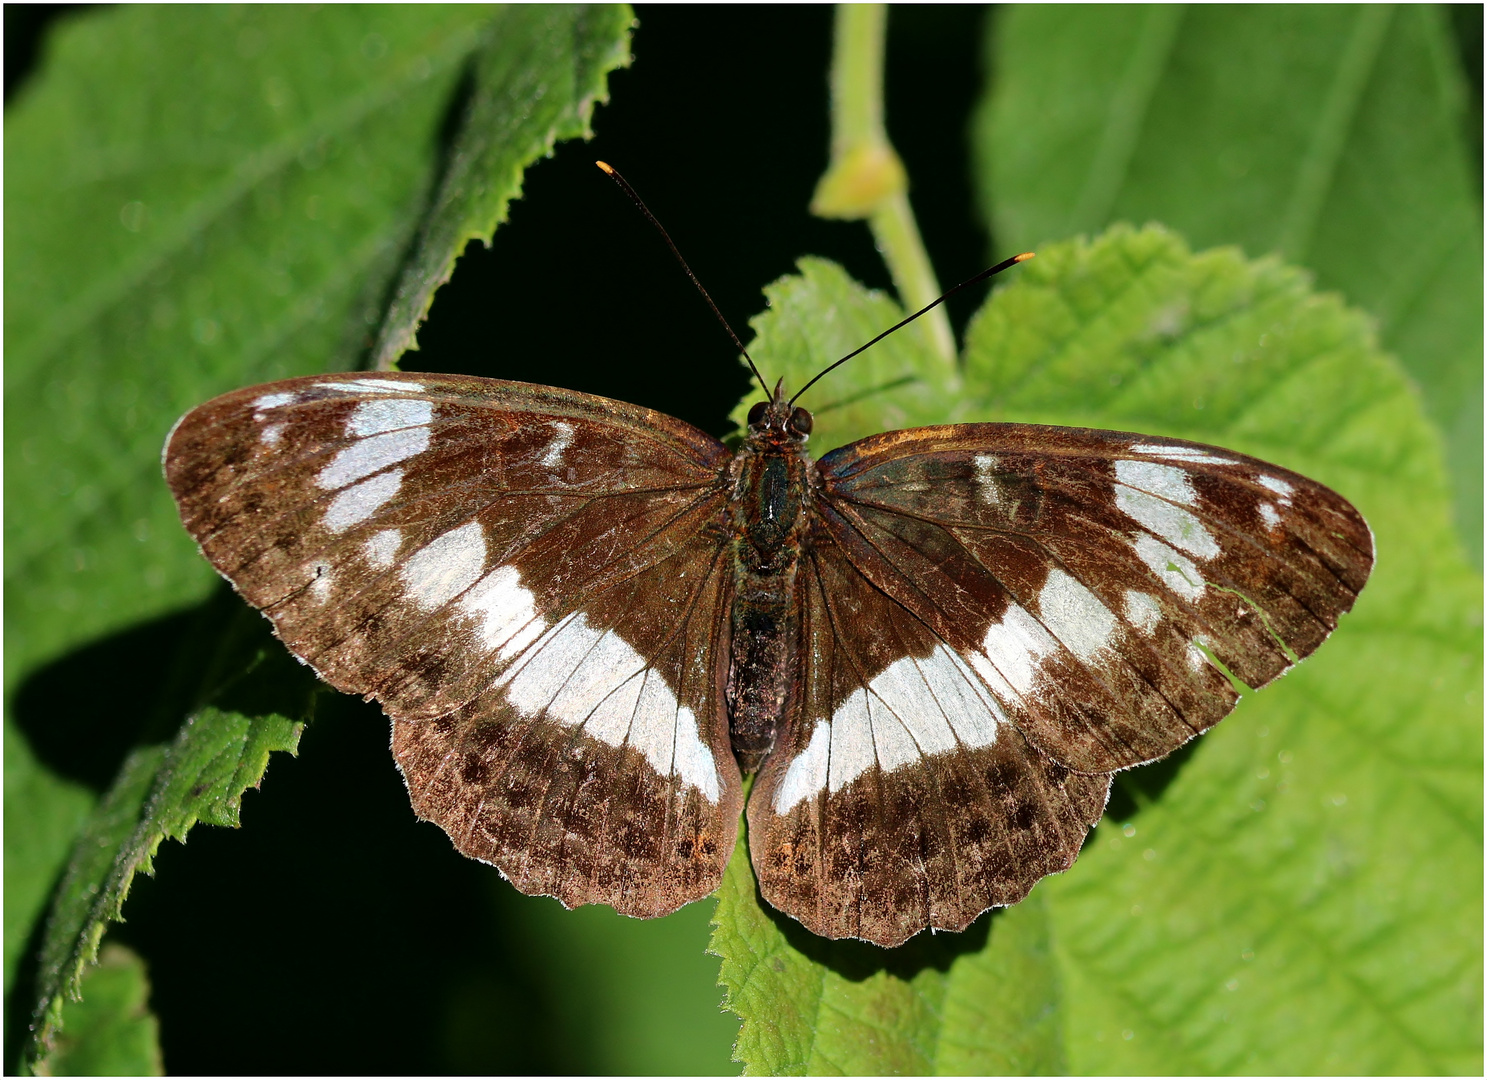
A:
[547,625,646,727]
[868,654,957,756]
[348,398,433,436]
[401,521,486,609]
[316,427,430,490]
[774,720,831,813]
[460,565,542,659]
[1131,534,1206,601]
[670,707,720,802]
[260,422,286,447]
[1116,485,1221,560]
[1123,590,1163,635]
[868,698,920,774]
[324,469,402,532]
[828,689,875,793]
[973,602,1060,700]
[253,391,298,412]
[919,646,1003,746]
[793,643,1008,807]
[317,378,425,394]
[363,528,401,570]
[582,671,644,746]
[973,453,1007,507]
[308,562,332,602]
[502,612,591,715]
[1131,443,1233,466]
[1258,502,1281,530]
[1116,459,1199,505]
[540,421,575,468]
[1258,475,1294,505]
[1038,569,1117,662]
[499,611,720,802]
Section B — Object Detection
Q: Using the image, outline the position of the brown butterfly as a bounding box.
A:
[164,172,1373,948]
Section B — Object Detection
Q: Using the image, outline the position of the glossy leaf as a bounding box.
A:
[974,4,1483,565]
[712,227,1481,1073]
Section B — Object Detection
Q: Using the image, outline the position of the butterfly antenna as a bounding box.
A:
[597,162,772,399]
[789,252,1035,406]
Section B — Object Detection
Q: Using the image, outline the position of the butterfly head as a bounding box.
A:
[747,379,813,443]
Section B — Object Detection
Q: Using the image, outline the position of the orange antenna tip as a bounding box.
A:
[595,160,614,174]
[1014,252,1035,262]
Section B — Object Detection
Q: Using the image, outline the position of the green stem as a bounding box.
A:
[812,4,955,367]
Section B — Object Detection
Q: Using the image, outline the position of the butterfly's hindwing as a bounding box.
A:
[392,527,741,916]
[166,373,742,916]
[747,530,1112,947]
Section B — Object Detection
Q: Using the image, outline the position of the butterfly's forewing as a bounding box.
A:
[814,424,1373,774]
[165,372,744,916]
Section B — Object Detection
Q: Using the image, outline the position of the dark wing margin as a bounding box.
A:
[813,423,1373,774]
[165,371,742,916]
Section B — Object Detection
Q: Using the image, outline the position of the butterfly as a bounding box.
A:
[164,363,1372,947]
[164,168,1372,948]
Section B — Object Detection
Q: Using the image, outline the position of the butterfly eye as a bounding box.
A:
[747,401,769,427]
[788,407,813,437]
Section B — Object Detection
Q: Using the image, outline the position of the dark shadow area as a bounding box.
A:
[1103,737,1203,824]
[8,586,588,1074]
[346,57,481,375]
[1448,4,1484,195]
[3,4,87,102]
[403,5,991,444]
[762,893,996,983]
[10,587,253,792]
[107,692,584,1076]
[886,4,994,326]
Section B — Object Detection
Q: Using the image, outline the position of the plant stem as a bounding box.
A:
[812,4,956,367]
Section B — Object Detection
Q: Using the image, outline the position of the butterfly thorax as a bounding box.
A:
[725,397,816,773]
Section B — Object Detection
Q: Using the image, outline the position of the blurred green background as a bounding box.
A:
[6,5,1480,1074]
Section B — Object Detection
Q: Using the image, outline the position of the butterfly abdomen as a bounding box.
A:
[725,431,814,773]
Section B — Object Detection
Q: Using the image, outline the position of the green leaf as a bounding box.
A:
[33,944,162,1077]
[727,257,953,443]
[4,4,499,694]
[713,228,1481,1073]
[4,723,94,994]
[21,610,318,1072]
[974,4,1483,565]
[372,4,634,367]
[713,832,1067,1075]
